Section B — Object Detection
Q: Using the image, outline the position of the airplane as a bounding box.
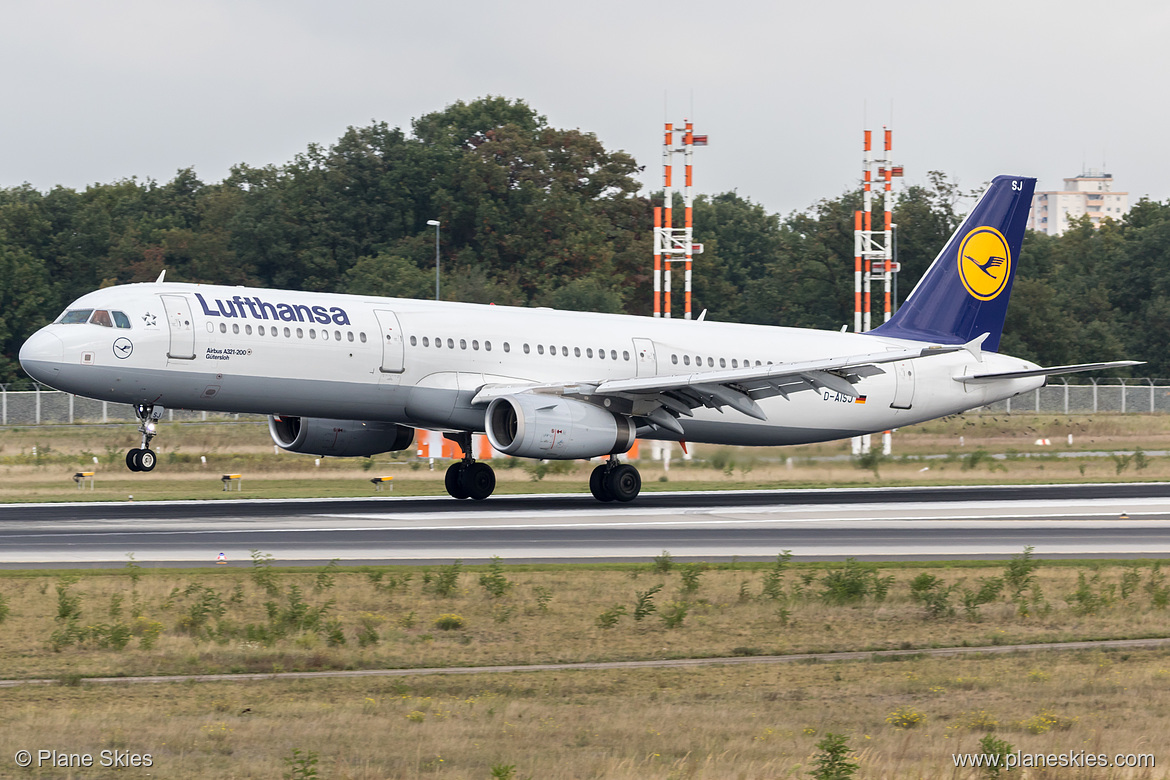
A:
[18,175,1138,502]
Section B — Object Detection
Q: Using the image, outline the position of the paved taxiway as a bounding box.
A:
[3,483,1170,567]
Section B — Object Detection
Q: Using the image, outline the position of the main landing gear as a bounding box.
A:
[589,458,641,502]
[443,432,496,501]
[126,403,163,472]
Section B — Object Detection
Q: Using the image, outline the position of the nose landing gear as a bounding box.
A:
[442,432,496,500]
[589,458,641,502]
[126,404,163,472]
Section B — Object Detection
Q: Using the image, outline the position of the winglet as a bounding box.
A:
[155,269,167,283]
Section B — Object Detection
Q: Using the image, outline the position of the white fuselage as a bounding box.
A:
[19,282,1045,446]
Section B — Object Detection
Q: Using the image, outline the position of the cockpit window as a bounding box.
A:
[90,310,113,327]
[112,311,131,329]
[57,309,93,324]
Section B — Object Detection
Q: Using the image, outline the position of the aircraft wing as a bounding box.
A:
[472,338,975,437]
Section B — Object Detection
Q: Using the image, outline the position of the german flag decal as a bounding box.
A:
[855,396,867,404]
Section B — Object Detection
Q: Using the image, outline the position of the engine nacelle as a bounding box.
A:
[268,416,415,458]
[485,395,636,460]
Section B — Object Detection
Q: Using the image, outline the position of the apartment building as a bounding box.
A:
[1028,170,1128,236]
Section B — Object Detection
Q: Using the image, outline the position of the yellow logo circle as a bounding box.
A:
[957,227,1011,301]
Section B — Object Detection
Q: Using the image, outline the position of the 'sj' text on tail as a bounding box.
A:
[870,175,1036,351]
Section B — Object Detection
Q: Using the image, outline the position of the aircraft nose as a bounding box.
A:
[19,329,64,382]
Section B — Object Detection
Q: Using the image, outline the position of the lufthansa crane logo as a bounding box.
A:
[958,227,1011,301]
[954,225,1010,301]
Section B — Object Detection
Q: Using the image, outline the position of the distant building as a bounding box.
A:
[1028,170,1128,236]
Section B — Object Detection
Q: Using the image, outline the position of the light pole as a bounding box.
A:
[426,220,441,301]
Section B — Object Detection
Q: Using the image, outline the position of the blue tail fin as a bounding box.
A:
[869,175,1035,351]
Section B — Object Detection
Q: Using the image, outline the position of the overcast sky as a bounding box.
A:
[2,0,1165,217]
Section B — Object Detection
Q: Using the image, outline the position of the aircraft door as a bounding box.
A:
[374,309,405,374]
[890,361,915,409]
[632,338,657,377]
[161,294,196,360]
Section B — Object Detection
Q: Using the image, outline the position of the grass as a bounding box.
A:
[2,413,1170,502]
[3,557,1170,680]
[0,649,1166,778]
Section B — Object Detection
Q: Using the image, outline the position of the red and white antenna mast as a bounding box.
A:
[654,120,705,318]
[854,127,903,332]
[853,126,903,457]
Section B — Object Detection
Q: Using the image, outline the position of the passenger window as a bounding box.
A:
[503,342,510,353]
[719,358,726,368]
[684,355,691,366]
[284,327,291,337]
[611,350,618,360]
[348,332,355,342]
[309,329,316,339]
[485,341,492,352]
[296,328,304,338]
[112,311,131,329]
[708,357,714,367]
[460,339,467,350]
[561,346,568,356]
[447,338,454,349]
[731,359,738,368]
[586,348,593,358]
[245,324,252,335]
[220,323,227,333]
[672,354,678,364]
[58,309,93,324]
[548,345,555,355]
[334,330,341,341]
[410,336,417,346]
[574,347,581,357]
[90,310,113,327]
[360,332,367,343]
[599,349,606,360]
[622,351,629,361]
[232,324,240,334]
[259,325,266,336]
[472,340,479,350]
[422,337,429,347]
[537,345,545,355]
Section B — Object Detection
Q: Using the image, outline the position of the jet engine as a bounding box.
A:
[268,416,415,457]
[485,395,636,460]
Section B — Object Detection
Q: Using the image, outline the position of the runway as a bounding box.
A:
[3,483,1170,568]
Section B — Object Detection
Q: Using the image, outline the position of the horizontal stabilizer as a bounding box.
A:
[955,360,1143,384]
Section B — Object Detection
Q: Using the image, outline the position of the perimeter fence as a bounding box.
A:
[0,377,1167,426]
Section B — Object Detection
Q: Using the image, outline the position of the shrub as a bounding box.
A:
[653,550,674,574]
[661,601,689,629]
[596,605,626,629]
[283,748,319,780]
[886,706,925,729]
[633,584,663,621]
[820,559,890,604]
[0,592,8,624]
[809,732,858,780]
[679,562,705,593]
[1004,546,1039,601]
[532,585,553,613]
[478,556,512,598]
[761,551,793,600]
[314,559,340,592]
[977,734,1015,779]
[429,560,462,598]
[433,613,465,631]
[250,549,280,596]
[1017,710,1077,734]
